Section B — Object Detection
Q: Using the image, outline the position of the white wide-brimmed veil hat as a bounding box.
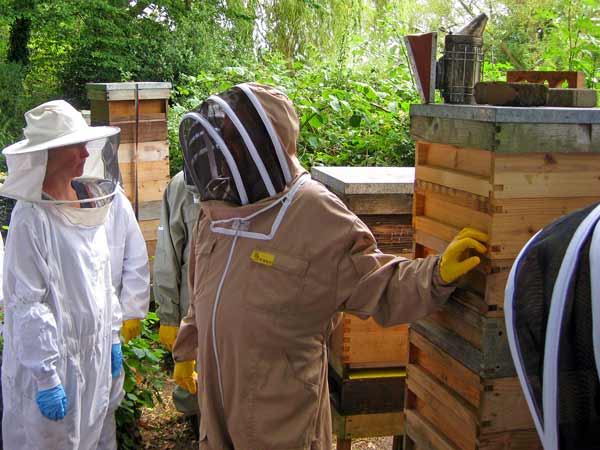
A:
[3,100,118,155]
[0,100,122,204]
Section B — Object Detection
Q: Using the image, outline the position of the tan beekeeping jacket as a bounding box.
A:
[172,84,455,450]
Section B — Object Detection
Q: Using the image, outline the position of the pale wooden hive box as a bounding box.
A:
[405,103,600,450]
[311,166,414,372]
[86,82,172,263]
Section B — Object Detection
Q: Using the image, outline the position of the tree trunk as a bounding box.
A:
[7,16,31,65]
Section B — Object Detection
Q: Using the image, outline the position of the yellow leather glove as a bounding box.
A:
[121,319,142,344]
[440,228,488,283]
[174,361,198,394]
[159,325,179,352]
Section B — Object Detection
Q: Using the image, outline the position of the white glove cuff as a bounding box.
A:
[36,372,61,391]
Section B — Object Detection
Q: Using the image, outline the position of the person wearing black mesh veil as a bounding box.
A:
[506,202,600,450]
[171,82,488,449]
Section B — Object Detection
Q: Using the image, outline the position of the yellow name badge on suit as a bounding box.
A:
[250,250,275,266]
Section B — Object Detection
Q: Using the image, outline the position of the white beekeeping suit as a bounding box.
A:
[106,192,150,329]
[0,100,124,450]
[97,190,150,450]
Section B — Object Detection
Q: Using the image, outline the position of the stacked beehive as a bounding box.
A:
[86,82,172,264]
[311,166,415,450]
[405,103,600,450]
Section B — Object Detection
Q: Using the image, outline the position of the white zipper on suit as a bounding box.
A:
[208,175,308,410]
[211,229,241,408]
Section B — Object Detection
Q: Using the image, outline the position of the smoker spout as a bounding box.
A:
[456,13,488,37]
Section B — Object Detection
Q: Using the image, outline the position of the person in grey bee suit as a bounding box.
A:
[154,170,201,425]
[0,100,127,450]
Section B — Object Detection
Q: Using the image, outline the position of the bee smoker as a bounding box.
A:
[405,13,488,104]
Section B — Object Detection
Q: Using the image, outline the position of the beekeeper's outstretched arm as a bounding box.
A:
[336,218,487,325]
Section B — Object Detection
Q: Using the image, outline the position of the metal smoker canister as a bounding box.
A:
[437,33,484,104]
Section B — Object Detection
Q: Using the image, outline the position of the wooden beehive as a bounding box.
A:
[405,103,600,450]
[311,166,414,372]
[87,82,172,262]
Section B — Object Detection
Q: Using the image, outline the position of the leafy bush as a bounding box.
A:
[168,55,419,176]
[116,312,167,450]
[0,62,26,153]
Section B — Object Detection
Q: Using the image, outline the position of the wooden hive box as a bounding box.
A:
[406,327,541,450]
[411,104,600,377]
[312,166,415,257]
[333,407,405,450]
[87,82,172,262]
[311,166,414,373]
[405,103,600,450]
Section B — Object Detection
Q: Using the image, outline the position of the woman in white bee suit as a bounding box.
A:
[0,100,126,450]
[171,83,488,449]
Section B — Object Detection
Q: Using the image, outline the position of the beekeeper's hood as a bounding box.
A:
[505,202,600,450]
[0,100,121,207]
[178,82,305,206]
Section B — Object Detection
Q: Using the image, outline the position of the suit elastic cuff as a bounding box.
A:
[123,315,145,321]
[112,332,121,345]
[433,256,456,287]
[37,372,61,391]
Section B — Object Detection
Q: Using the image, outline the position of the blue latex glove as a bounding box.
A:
[111,343,123,378]
[36,385,68,421]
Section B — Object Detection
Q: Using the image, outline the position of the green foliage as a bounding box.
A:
[168,54,418,175]
[449,0,599,87]
[0,62,26,151]
[531,0,600,86]
[116,312,167,450]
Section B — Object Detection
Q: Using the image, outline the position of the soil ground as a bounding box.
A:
[139,380,394,450]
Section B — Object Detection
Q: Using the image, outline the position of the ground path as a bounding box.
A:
[139,381,394,449]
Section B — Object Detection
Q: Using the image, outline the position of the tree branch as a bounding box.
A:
[500,42,524,70]
[457,0,476,18]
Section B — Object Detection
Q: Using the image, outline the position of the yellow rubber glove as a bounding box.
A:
[440,228,489,284]
[121,319,142,344]
[159,325,179,352]
[174,361,198,394]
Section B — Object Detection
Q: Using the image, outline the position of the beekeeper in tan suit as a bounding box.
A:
[172,82,488,450]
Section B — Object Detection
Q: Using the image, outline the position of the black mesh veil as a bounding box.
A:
[179,112,242,204]
[507,203,600,450]
[179,85,287,205]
